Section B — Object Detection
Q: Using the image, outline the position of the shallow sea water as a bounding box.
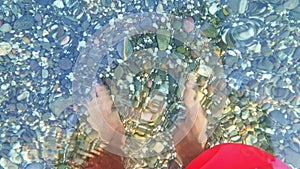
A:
[0,0,299,168]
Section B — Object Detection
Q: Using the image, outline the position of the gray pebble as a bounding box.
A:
[284,148,300,167]
[37,0,49,6]
[270,110,288,125]
[284,0,299,10]
[16,102,27,111]
[256,58,274,71]
[13,15,35,30]
[59,58,73,70]
[0,23,12,33]
[25,162,45,169]
[49,97,74,116]
[41,69,49,79]
[273,87,290,99]
[17,91,29,101]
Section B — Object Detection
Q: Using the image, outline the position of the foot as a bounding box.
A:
[174,73,208,167]
[85,83,125,151]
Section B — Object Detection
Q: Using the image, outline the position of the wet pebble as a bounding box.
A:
[17,91,29,101]
[156,29,170,50]
[53,0,65,8]
[0,42,12,56]
[284,148,300,167]
[272,87,290,100]
[182,17,194,33]
[67,113,78,126]
[49,97,74,116]
[116,38,133,60]
[284,0,299,10]
[58,58,73,70]
[37,0,50,6]
[60,35,70,45]
[256,58,274,72]
[201,22,218,38]
[270,110,288,125]
[41,69,49,79]
[25,162,45,169]
[30,60,40,71]
[0,23,12,33]
[13,15,34,30]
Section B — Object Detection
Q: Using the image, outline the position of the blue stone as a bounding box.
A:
[25,162,45,169]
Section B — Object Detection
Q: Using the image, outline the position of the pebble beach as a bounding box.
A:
[0,0,300,168]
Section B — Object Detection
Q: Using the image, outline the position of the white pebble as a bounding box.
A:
[53,0,64,9]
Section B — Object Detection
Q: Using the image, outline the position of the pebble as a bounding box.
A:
[37,0,49,6]
[49,97,74,116]
[284,0,299,10]
[0,42,12,56]
[0,23,12,33]
[156,3,164,13]
[272,87,290,100]
[182,17,194,33]
[60,35,70,45]
[156,29,170,50]
[116,38,133,60]
[13,15,34,30]
[256,58,274,72]
[284,148,300,167]
[270,110,288,125]
[58,58,73,70]
[238,0,248,14]
[201,22,218,38]
[25,162,45,169]
[53,0,65,8]
[0,157,18,169]
[17,91,29,101]
[41,69,49,79]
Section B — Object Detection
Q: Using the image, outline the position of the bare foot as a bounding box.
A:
[175,73,208,167]
[85,83,125,152]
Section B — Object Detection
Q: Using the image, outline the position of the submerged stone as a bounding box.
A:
[156,29,170,50]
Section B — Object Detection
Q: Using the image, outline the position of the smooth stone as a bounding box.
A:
[60,35,70,45]
[49,97,74,116]
[114,66,124,79]
[201,22,218,38]
[37,0,50,5]
[13,15,34,30]
[238,0,248,14]
[41,69,49,79]
[0,23,12,33]
[156,29,170,50]
[227,0,239,14]
[25,162,45,169]
[182,17,194,33]
[16,102,27,111]
[272,87,290,99]
[172,19,182,30]
[140,17,152,30]
[256,58,274,71]
[0,42,12,56]
[67,113,78,126]
[59,58,73,70]
[284,148,300,167]
[17,91,29,101]
[284,0,299,10]
[224,55,238,67]
[270,110,288,125]
[156,3,164,13]
[116,38,133,60]
[30,60,40,71]
[53,0,64,8]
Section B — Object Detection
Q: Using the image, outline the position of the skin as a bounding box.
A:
[84,74,208,168]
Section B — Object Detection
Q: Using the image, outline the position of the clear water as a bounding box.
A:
[0,0,299,168]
